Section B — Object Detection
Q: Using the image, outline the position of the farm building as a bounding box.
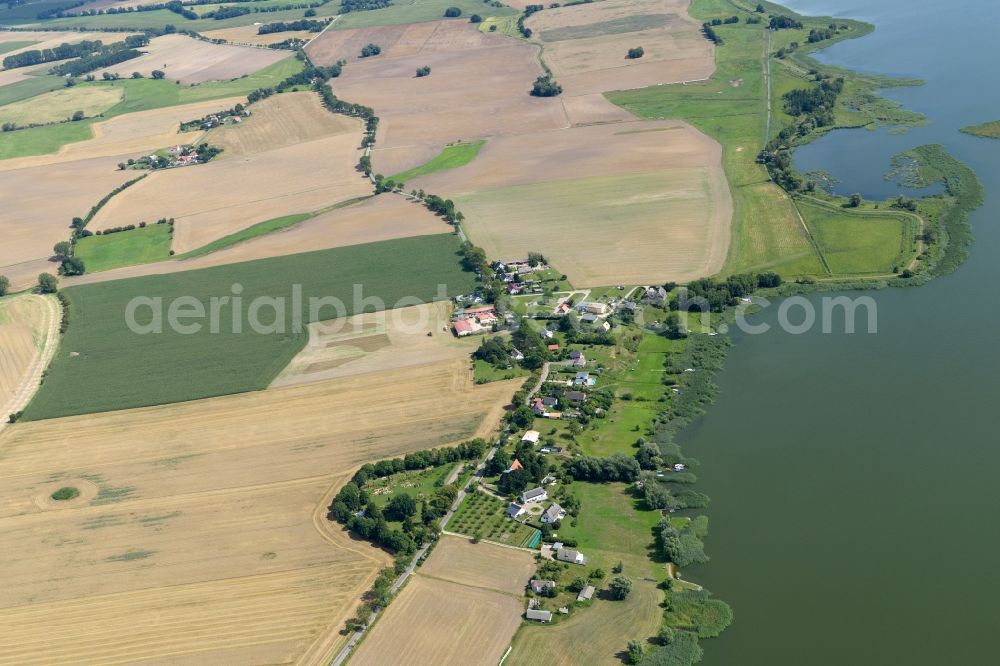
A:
[556,548,587,565]
[526,608,553,623]
[529,579,555,594]
[520,487,548,504]
[577,585,596,602]
[540,503,566,524]
[580,313,599,325]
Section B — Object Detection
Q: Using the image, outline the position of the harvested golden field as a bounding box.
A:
[412,121,731,285]
[526,0,715,96]
[351,573,525,666]
[0,96,245,170]
[274,301,479,388]
[0,85,122,125]
[0,154,134,286]
[328,23,568,175]
[0,295,56,425]
[90,112,370,253]
[203,25,315,46]
[70,194,452,285]
[207,90,358,157]
[419,534,536,596]
[0,360,520,665]
[97,34,288,84]
[307,19,486,64]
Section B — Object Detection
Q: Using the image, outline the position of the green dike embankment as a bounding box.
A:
[24,233,475,420]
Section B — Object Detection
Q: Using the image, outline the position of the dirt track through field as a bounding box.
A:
[0,295,59,433]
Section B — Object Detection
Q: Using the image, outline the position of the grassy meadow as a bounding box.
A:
[25,234,476,419]
[390,140,485,183]
[798,199,915,275]
[75,224,174,272]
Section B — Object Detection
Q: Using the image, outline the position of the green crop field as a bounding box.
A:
[75,224,173,273]
[334,0,515,30]
[25,233,476,420]
[390,140,485,183]
[799,199,915,275]
[0,57,301,160]
[0,40,36,54]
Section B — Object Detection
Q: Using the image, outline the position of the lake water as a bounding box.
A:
[685,2,1000,664]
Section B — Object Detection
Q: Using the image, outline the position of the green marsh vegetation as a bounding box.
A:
[50,486,80,501]
[960,120,1000,139]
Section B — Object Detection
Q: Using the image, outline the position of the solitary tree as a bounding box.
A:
[415,66,432,77]
[469,14,482,23]
[360,43,381,57]
[607,575,633,600]
[443,6,462,17]
[848,192,862,207]
[151,69,165,79]
[38,273,58,294]
[71,110,85,121]
[0,275,9,296]
[131,71,143,79]
[626,46,644,59]
[626,640,644,664]
[53,241,72,259]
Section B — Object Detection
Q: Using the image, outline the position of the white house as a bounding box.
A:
[556,548,587,565]
[521,430,540,444]
[520,487,548,504]
[506,503,525,519]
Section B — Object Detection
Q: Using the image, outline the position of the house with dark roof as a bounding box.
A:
[530,579,555,594]
[541,503,566,524]
[520,487,548,504]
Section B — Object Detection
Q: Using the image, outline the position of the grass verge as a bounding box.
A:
[389,140,485,183]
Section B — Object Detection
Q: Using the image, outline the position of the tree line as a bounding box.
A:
[257,18,329,34]
[341,0,391,12]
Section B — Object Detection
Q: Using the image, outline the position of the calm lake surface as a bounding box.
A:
[687,1,1000,664]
